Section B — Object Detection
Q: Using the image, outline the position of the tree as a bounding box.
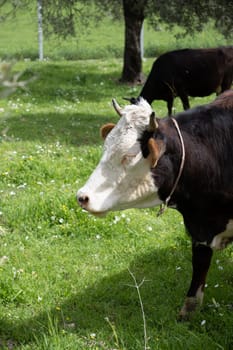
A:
[53,0,233,84]
[120,0,148,84]
[1,0,233,84]
[119,0,233,83]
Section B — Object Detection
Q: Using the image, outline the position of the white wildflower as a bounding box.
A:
[17,183,27,189]
[212,298,220,308]
[0,256,9,265]
[113,216,120,224]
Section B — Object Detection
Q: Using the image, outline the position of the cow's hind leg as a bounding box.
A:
[179,243,213,320]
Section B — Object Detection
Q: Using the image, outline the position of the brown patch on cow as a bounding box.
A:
[100,123,116,139]
[212,89,233,109]
[148,138,165,168]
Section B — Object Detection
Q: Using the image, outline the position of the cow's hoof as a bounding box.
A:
[178,297,199,321]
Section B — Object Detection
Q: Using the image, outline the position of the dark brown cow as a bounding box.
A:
[129,47,233,115]
[77,91,233,319]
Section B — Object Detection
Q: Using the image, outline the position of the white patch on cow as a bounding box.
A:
[210,220,233,250]
[77,99,162,215]
[196,285,204,305]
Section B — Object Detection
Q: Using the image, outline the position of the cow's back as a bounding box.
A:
[154,48,226,96]
[175,95,233,191]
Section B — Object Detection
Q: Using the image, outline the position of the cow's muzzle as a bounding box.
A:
[77,193,89,209]
[77,191,107,217]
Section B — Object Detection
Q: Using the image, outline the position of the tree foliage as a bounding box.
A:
[37,0,233,40]
[147,0,233,37]
[0,0,30,21]
[1,0,233,39]
[39,0,90,38]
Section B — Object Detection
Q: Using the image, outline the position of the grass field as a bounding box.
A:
[0,6,233,350]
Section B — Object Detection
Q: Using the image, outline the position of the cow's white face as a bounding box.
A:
[77,99,163,215]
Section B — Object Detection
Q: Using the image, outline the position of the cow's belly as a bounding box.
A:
[188,87,217,97]
[210,220,233,250]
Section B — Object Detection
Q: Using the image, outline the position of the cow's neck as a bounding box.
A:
[158,118,185,216]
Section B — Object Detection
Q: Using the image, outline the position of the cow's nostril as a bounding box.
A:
[78,195,89,206]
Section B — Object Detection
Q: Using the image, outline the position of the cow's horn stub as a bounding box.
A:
[112,98,123,116]
[123,97,138,104]
[148,111,158,132]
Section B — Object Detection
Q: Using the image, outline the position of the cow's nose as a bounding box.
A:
[78,194,89,207]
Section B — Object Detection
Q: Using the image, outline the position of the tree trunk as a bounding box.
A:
[120,0,147,84]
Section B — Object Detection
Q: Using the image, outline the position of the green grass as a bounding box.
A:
[0,59,232,350]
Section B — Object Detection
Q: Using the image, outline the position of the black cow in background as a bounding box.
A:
[128,47,233,115]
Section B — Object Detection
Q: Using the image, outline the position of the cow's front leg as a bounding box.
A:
[179,243,213,320]
[180,92,190,111]
[167,97,174,116]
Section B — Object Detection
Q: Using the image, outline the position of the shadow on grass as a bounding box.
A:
[1,247,233,349]
[0,248,184,346]
[20,63,129,104]
[0,111,118,146]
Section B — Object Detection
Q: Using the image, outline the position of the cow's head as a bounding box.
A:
[77,99,165,216]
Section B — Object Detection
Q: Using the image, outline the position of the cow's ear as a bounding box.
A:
[100,123,116,139]
[148,138,166,168]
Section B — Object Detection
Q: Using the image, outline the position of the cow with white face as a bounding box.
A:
[77,99,163,215]
[77,92,233,320]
